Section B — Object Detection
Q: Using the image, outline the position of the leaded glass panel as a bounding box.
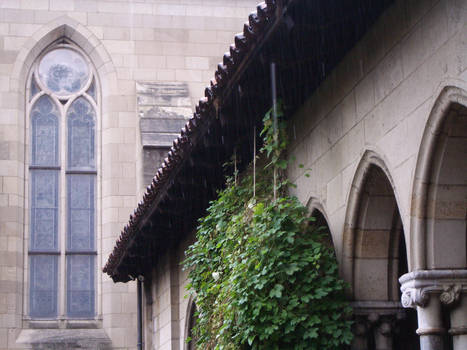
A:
[31,95,59,166]
[29,255,58,318]
[38,49,89,96]
[30,170,59,251]
[67,97,95,169]
[66,255,95,318]
[67,175,95,251]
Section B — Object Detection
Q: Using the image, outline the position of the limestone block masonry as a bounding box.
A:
[287,0,466,291]
[286,0,466,349]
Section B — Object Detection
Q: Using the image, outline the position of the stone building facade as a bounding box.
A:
[102,0,467,349]
[0,0,258,349]
[1,0,466,350]
[287,1,467,348]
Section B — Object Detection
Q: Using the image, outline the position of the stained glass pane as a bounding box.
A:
[67,175,95,251]
[30,170,58,251]
[31,95,59,166]
[67,255,95,318]
[67,97,95,169]
[86,80,96,101]
[30,77,40,101]
[38,49,89,96]
[30,255,58,318]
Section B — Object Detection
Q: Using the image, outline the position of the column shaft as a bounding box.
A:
[450,294,467,350]
[416,297,446,350]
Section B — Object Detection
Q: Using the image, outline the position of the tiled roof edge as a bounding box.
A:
[103,0,291,279]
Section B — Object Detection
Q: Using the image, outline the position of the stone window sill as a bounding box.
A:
[23,317,103,329]
[16,328,111,349]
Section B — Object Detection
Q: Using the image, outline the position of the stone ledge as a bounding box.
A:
[351,300,404,316]
[141,133,182,147]
[399,270,467,285]
[16,329,111,350]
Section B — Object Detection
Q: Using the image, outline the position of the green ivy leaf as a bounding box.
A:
[269,284,284,298]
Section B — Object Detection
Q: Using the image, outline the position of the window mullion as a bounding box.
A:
[59,98,67,320]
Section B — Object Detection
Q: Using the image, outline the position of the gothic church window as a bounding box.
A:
[28,42,97,319]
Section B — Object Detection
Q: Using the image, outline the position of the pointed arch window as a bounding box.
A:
[28,42,98,319]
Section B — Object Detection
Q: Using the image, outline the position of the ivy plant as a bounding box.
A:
[183,104,352,349]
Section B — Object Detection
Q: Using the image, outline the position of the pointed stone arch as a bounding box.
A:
[183,295,197,350]
[342,150,407,292]
[11,16,115,95]
[306,198,336,255]
[410,86,467,271]
[343,151,419,349]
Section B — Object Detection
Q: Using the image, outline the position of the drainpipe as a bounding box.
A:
[137,275,144,350]
[270,61,278,202]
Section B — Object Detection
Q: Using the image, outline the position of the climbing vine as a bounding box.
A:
[183,104,352,349]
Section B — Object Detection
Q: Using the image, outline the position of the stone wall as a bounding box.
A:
[0,0,258,349]
[287,0,466,273]
[145,233,194,350]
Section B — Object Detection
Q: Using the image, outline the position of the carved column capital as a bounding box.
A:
[440,284,461,306]
[401,287,429,308]
[399,270,467,309]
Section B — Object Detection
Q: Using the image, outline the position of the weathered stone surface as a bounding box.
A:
[137,82,192,150]
[140,116,188,133]
[16,329,112,349]
[136,82,191,108]
[141,133,182,148]
[137,82,192,185]
[139,106,193,120]
[143,147,169,186]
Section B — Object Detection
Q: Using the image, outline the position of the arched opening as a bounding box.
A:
[185,298,197,350]
[425,102,467,270]
[310,208,335,254]
[353,165,403,302]
[424,100,466,349]
[348,159,418,350]
[410,87,467,273]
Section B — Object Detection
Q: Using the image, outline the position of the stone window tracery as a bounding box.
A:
[27,42,97,319]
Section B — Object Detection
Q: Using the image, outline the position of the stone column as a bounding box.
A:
[351,315,370,350]
[374,316,394,350]
[400,270,467,350]
[415,293,445,350]
[441,285,467,350]
[351,301,405,350]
